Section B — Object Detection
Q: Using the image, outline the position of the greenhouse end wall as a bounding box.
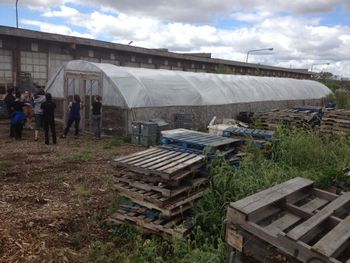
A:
[99,98,323,135]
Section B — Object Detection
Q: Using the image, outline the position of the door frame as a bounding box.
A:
[63,71,102,132]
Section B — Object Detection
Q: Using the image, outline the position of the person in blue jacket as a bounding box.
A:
[62,94,83,138]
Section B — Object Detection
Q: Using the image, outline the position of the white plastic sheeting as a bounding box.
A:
[46,60,331,109]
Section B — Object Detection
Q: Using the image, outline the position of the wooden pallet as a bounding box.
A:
[223,127,274,141]
[113,180,207,217]
[321,110,350,136]
[226,177,350,263]
[256,109,320,130]
[161,129,241,153]
[112,147,205,181]
[113,171,208,198]
[107,206,193,238]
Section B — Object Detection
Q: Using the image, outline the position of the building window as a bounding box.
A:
[202,64,206,69]
[88,50,94,57]
[177,61,181,67]
[191,63,195,69]
[131,56,136,62]
[148,58,152,64]
[31,42,39,52]
[164,60,168,66]
[110,53,115,60]
[0,40,2,48]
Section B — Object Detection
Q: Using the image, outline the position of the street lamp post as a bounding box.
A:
[311,62,330,72]
[16,0,19,28]
[246,48,273,63]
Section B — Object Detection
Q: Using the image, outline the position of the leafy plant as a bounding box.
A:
[104,138,124,149]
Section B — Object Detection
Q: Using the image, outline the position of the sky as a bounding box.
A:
[0,0,349,77]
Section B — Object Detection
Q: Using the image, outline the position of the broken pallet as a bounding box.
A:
[226,177,350,263]
[112,147,205,181]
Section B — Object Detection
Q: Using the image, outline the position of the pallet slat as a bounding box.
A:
[231,177,313,215]
[312,215,350,257]
[287,192,350,240]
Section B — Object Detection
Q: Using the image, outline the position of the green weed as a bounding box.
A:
[0,160,14,171]
[75,186,92,199]
[104,138,123,149]
[88,127,350,262]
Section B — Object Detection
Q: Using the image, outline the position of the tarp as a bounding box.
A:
[46,60,331,109]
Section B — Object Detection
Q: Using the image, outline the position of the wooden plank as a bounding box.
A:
[264,213,301,235]
[300,197,329,213]
[163,155,204,174]
[131,151,181,166]
[121,149,165,164]
[155,154,198,172]
[113,148,159,162]
[140,152,184,168]
[231,177,314,215]
[314,188,339,201]
[287,192,350,241]
[147,153,192,170]
[312,215,350,257]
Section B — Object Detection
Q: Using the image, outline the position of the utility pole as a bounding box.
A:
[16,0,19,28]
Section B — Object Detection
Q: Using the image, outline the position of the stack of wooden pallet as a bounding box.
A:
[223,127,274,148]
[225,177,350,263]
[321,109,350,136]
[256,108,321,130]
[108,147,208,237]
[160,128,242,158]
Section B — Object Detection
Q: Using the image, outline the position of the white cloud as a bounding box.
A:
[4,0,350,22]
[12,2,350,77]
[43,5,79,17]
[21,19,94,38]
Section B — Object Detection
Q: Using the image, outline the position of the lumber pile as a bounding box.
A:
[108,147,208,237]
[320,109,350,136]
[256,108,321,130]
[225,177,350,263]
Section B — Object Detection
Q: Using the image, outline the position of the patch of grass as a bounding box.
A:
[74,186,92,199]
[78,144,94,161]
[61,155,75,161]
[107,194,120,214]
[104,138,124,149]
[55,174,66,183]
[0,160,14,171]
[61,144,94,161]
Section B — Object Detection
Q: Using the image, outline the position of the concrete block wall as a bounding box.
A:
[97,99,322,135]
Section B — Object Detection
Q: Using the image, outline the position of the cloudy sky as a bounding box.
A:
[0,0,350,77]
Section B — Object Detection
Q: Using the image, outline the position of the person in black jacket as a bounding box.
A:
[10,91,25,140]
[41,93,57,145]
[4,88,15,137]
[91,95,102,139]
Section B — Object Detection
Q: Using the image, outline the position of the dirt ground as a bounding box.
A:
[0,119,144,263]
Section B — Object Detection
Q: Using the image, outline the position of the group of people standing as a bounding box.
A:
[4,86,57,144]
[3,85,103,144]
